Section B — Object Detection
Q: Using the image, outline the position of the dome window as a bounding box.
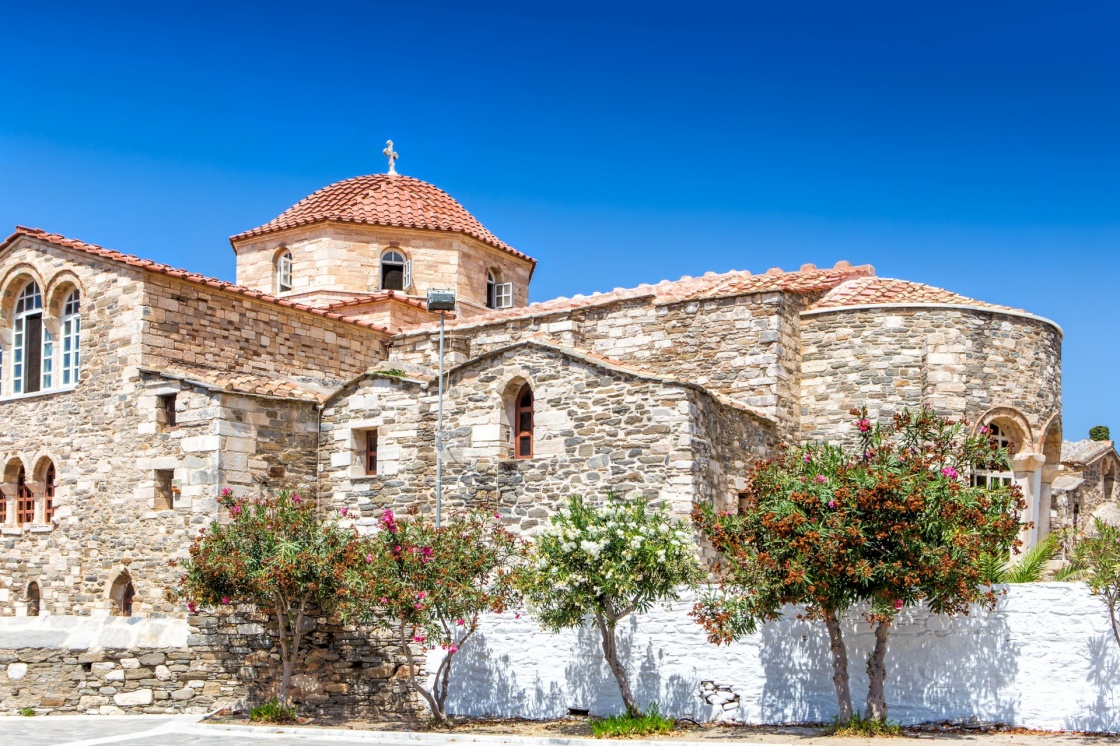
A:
[486,270,513,310]
[381,250,411,292]
[276,250,293,293]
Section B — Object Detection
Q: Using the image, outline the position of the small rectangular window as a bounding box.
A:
[496,282,513,309]
[738,492,750,515]
[160,394,178,429]
[154,470,175,510]
[365,432,378,475]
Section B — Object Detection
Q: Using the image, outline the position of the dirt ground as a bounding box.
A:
[209,713,1120,744]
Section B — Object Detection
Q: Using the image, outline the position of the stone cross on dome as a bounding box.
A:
[382,140,399,175]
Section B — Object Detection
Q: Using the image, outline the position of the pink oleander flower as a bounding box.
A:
[803,454,811,463]
[187,602,197,613]
[816,475,827,484]
[514,612,521,619]
[941,466,959,479]
[413,634,425,643]
[394,545,402,553]
[493,513,501,520]
[220,488,232,497]
[828,500,837,509]
[456,619,464,626]
[857,418,871,432]
[292,495,302,504]
[417,592,426,599]
[365,554,373,563]
[415,603,423,610]
[221,597,230,605]
[380,597,388,604]
[894,600,904,611]
[230,505,241,516]
[421,546,433,556]
[981,426,989,434]
[340,507,348,516]
[448,645,458,654]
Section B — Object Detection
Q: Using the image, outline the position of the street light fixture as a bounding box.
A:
[426,289,456,527]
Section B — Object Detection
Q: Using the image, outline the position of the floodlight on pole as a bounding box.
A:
[426,289,456,527]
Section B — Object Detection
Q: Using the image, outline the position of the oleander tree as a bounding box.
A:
[694,408,1023,721]
[169,489,352,708]
[519,495,704,717]
[338,509,523,724]
[1073,518,1120,651]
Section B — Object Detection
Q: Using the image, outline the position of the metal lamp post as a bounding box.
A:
[426,289,456,527]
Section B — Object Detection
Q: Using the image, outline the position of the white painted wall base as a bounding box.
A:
[429,583,1120,732]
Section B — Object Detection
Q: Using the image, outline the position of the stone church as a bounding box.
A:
[0,156,1077,621]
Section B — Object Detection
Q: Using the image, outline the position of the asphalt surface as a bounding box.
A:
[0,715,420,746]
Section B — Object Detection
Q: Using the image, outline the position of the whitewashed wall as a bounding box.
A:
[429,583,1120,731]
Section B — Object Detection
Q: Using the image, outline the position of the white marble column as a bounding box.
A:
[1013,452,1047,550]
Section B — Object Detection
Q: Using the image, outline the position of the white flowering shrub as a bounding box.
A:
[520,495,703,715]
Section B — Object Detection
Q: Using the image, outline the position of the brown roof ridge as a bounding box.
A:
[807,275,1025,314]
[323,291,437,312]
[4,227,392,335]
[228,173,535,267]
[395,260,875,337]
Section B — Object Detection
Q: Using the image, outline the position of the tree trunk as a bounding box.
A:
[865,618,892,721]
[594,611,640,716]
[1107,593,1120,652]
[274,596,293,707]
[399,619,446,724]
[823,609,853,722]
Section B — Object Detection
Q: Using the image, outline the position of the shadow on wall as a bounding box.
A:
[758,602,1019,724]
[1064,633,1120,731]
[442,614,699,719]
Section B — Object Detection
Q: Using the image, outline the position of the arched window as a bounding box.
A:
[380,251,410,291]
[27,582,40,617]
[43,462,55,523]
[14,282,45,394]
[515,384,534,459]
[276,250,293,293]
[486,269,513,310]
[971,423,1015,489]
[16,466,34,525]
[61,290,81,386]
[110,572,135,617]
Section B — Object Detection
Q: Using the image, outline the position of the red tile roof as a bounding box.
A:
[400,261,876,334]
[2,227,391,335]
[807,276,1023,313]
[229,174,534,265]
[324,291,435,312]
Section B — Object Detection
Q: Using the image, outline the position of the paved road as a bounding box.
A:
[0,715,422,746]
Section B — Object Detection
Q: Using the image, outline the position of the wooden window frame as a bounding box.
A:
[277,250,293,293]
[160,393,178,430]
[16,466,34,525]
[514,384,534,460]
[44,463,55,523]
[365,431,378,475]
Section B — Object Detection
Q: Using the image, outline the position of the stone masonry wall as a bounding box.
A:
[233,224,532,315]
[799,307,1062,446]
[0,612,421,719]
[320,345,774,532]
[392,291,804,438]
[140,273,387,386]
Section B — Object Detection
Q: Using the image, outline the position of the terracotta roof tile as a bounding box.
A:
[229,174,534,265]
[808,276,1023,313]
[3,227,391,335]
[400,262,875,335]
[143,366,331,403]
[324,291,437,313]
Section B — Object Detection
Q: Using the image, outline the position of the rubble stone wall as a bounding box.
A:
[799,307,1062,446]
[140,273,387,386]
[320,345,776,532]
[0,611,421,719]
[392,291,804,436]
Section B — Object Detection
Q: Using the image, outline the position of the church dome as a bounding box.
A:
[231,174,531,262]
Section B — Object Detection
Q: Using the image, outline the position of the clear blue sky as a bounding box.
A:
[1,1,1117,439]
